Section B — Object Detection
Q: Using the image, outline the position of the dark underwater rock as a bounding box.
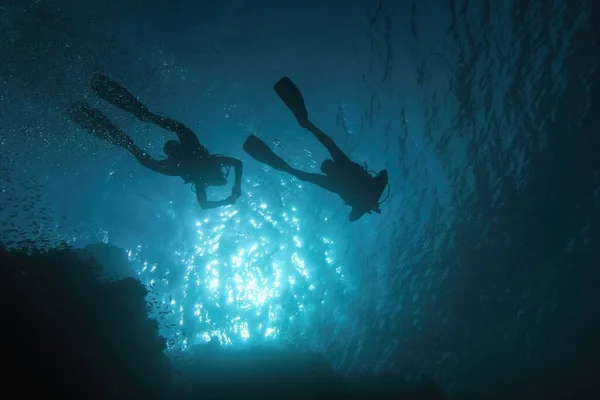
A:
[1,244,170,399]
[0,242,447,399]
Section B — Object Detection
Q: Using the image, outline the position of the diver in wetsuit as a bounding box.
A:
[243,77,389,222]
[68,73,242,209]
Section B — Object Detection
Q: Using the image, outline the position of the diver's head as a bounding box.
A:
[320,159,337,175]
[377,169,388,181]
[348,169,388,222]
[163,140,182,158]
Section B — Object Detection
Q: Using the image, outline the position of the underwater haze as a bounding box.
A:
[1,0,599,397]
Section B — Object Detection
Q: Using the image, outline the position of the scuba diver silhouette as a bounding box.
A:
[68,73,243,209]
[243,77,389,222]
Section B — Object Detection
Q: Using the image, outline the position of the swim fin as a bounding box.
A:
[67,101,133,148]
[242,135,291,172]
[91,73,151,121]
[273,77,309,128]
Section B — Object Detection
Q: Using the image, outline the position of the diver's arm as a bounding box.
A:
[219,156,243,196]
[195,186,236,209]
[305,121,351,164]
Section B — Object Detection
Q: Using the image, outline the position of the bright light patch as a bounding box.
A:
[132,176,344,350]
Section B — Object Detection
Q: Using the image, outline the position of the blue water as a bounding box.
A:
[1,0,598,396]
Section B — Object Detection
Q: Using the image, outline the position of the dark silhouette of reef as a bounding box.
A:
[0,241,446,400]
[1,242,170,398]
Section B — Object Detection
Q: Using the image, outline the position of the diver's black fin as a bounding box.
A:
[242,135,291,172]
[91,73,150,120]
[274,77,309,128]
[67,101,132,148]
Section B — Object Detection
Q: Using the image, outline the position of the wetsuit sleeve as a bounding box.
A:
[305,121,351,164]
[195,186,236,209]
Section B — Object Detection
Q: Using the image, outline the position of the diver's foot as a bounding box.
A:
[135,109,161,124]
[297,117,310,129]
[136,111,153,122]
[273,161,292,172]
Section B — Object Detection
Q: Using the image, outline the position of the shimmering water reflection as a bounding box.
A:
[131,185,342,350]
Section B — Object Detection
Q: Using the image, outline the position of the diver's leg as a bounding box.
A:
[126,143,181,176]
[91,73,207,153]
[304,121,351,164]
[144,114,205,152]
[126,143,150,162]
[286,168,338,194]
